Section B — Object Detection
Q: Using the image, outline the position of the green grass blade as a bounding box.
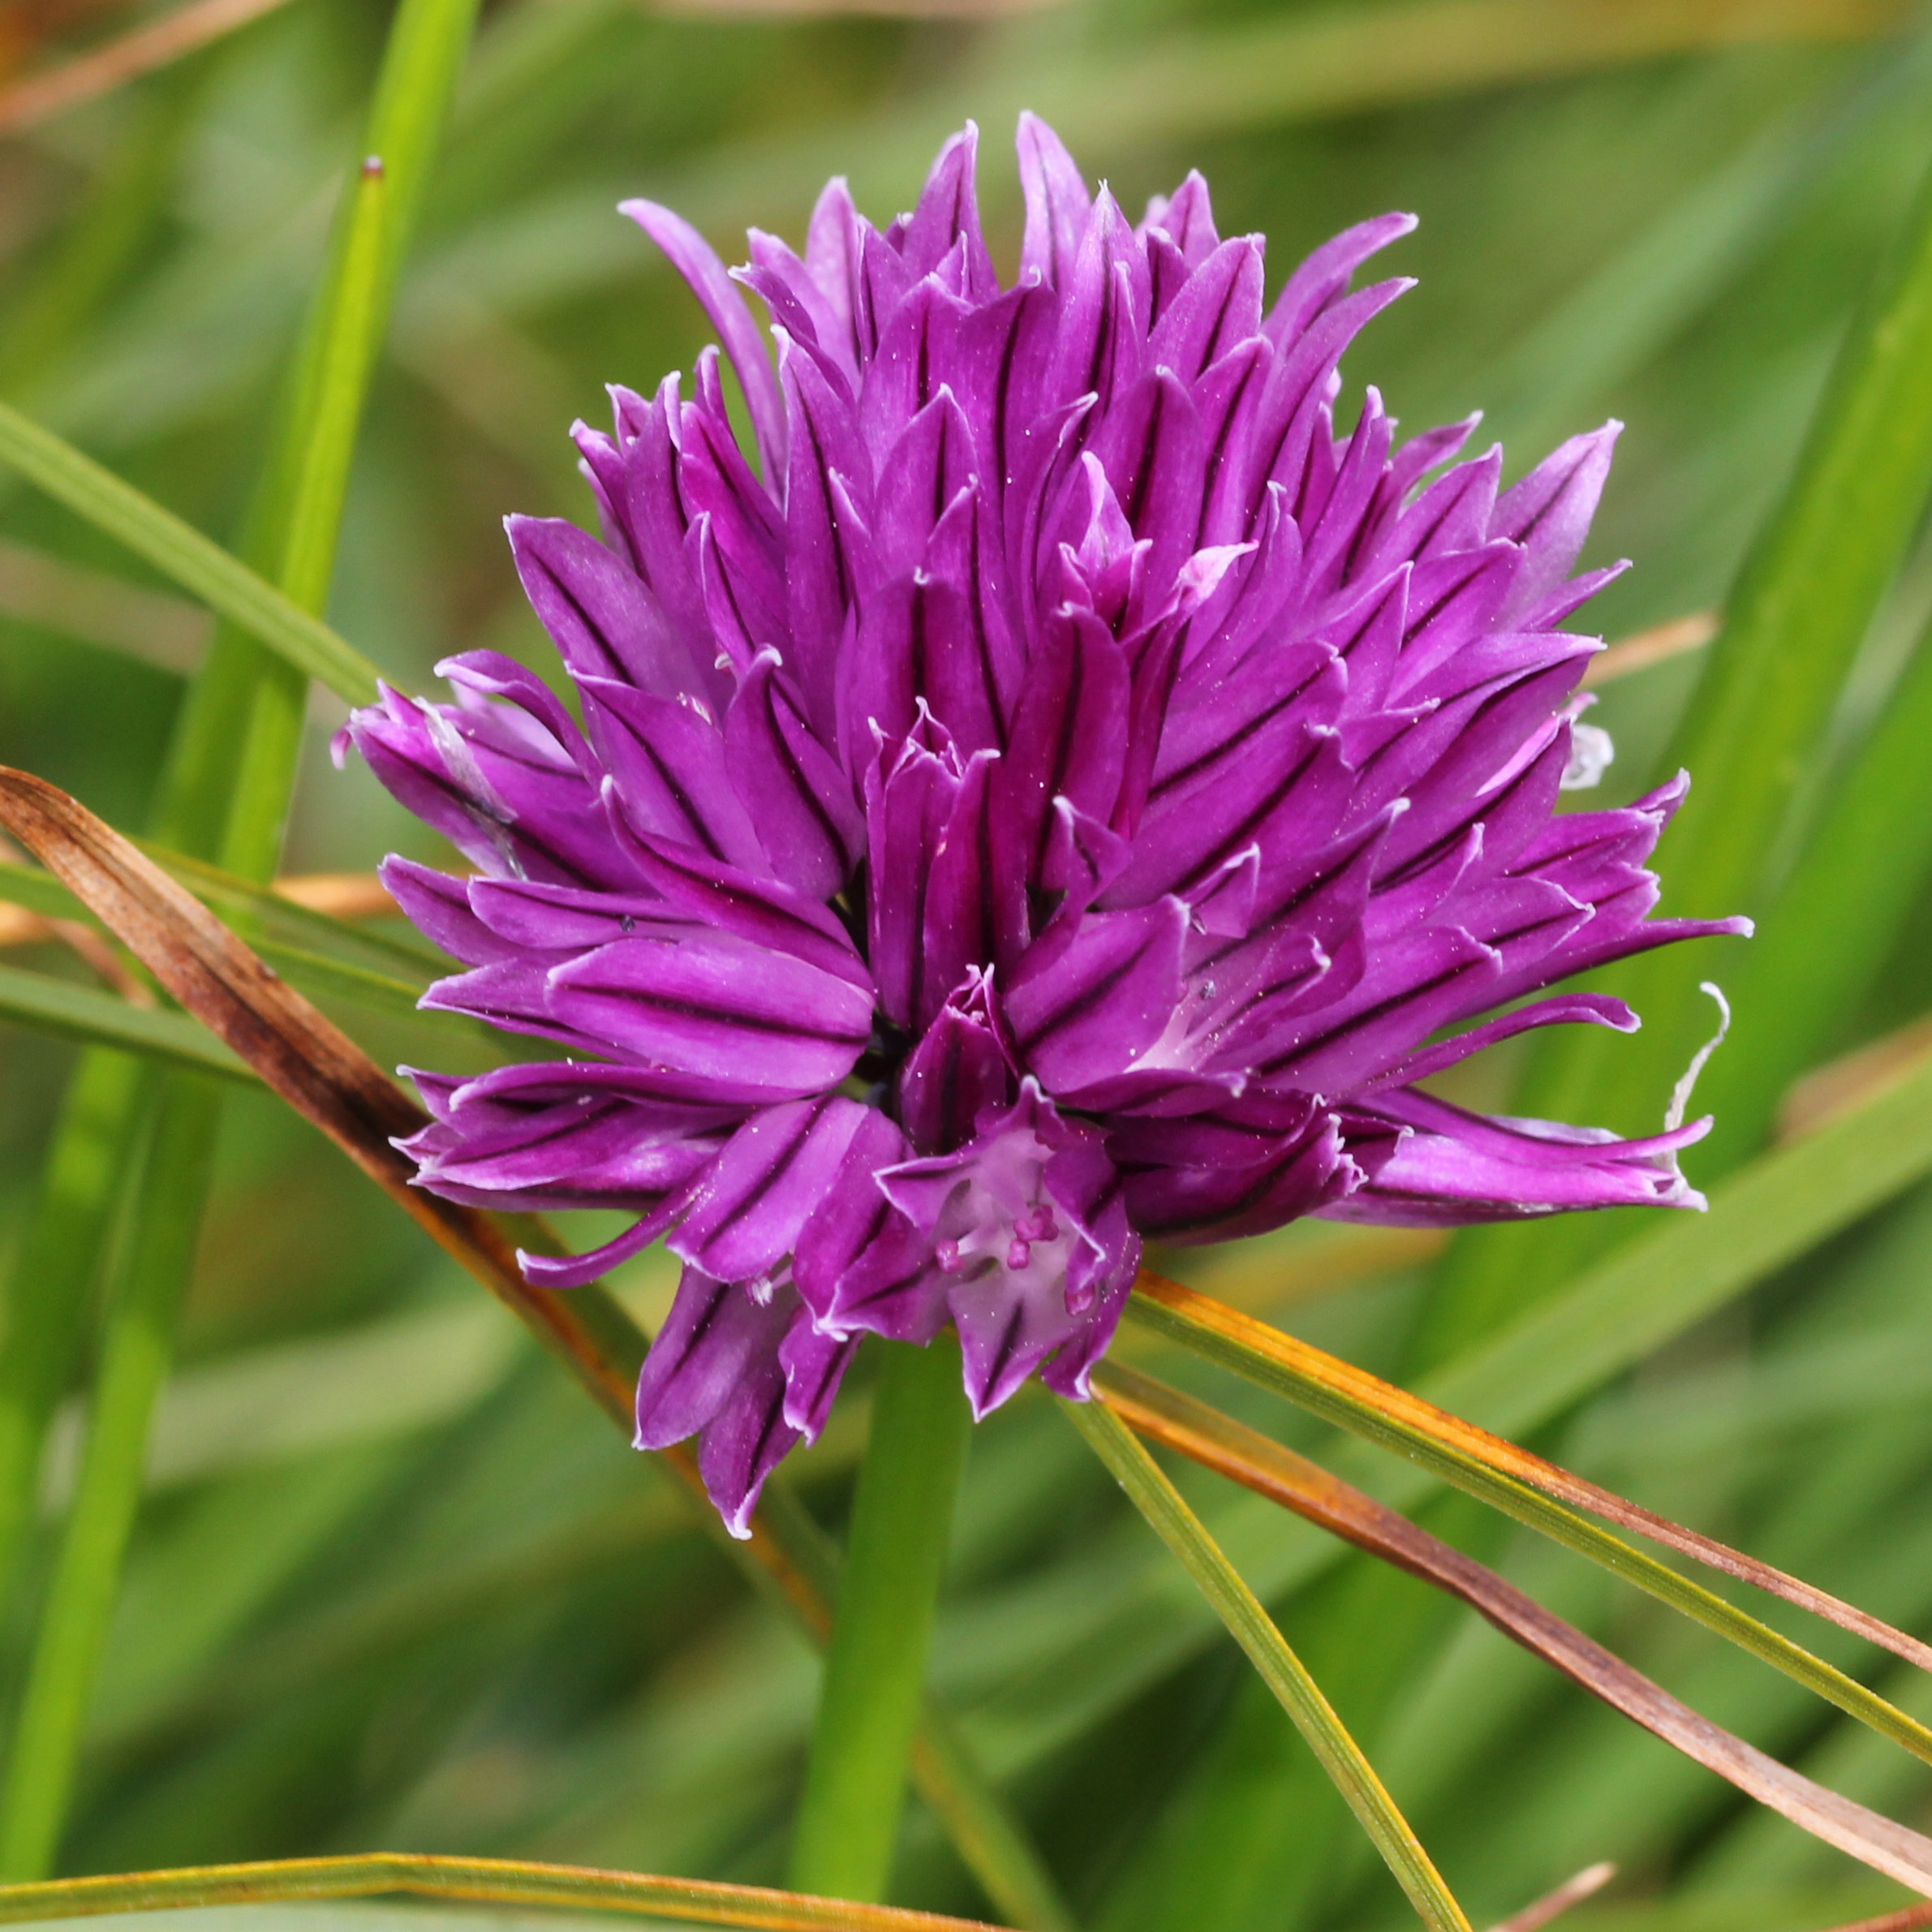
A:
[0,1078,221,1880]
[905,1706,1080,1932]
[1061,1398,1472,1932]
[273,159,388,614]
[0,1054,148,1657]
[193,148,396,879]
[0,863,88,923]
[0,854,439,983]
[0,1851,1009,1930]
[240,940,441,1025]
[790,1338,973,1905]
[1125,1299,1932,1768]
[1650,145,1932,951]
[1424,132,1932,1360]
[1426,1040,1932,1441]
[0,966,251,1080]
[0,858,457,1032]
[135,847,442,974]
[735,1475,1078,1932]
[1693,611,1932,1171]
[0,401,379,709]
[0,0,484,1875]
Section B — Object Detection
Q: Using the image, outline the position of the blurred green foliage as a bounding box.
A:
[8,2,1932,1930]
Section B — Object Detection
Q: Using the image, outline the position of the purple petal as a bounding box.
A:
[463,874,673,953]
[1491,422,1620,622]
[1018,110,1092,290]
[380,858,516,966]
[1147,237,1264,384]
[546,927,873,1095]
[522,1206,689,1289]
[1005,899,1189,1093]
[622,198,786,484]
[879,1082,1138,1417]
[346,682,623,889]
[1321,1087,1713,1225]
[725,650,863,900]
[1364,992,1637,1091]
[508,514,707,699]
[897,968,1018,1154]
[1265,211,1417,349]
[779,1318,862,1439]
[1115,1103,1358,1245]
[606,807,870,988]
[671,1095,870,1281]
[900,122,997,300]
[993,607,1131,892]
[793,1108,951,1344]
[579,678,769,876]
[1140,169,1221,268]
[401,1071,729,1214]
[780,330,877,725]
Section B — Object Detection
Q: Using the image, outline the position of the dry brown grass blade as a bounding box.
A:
[1578,611,1718,688]
[0,764,837,1625]
[0,768,1079,1930]
[0,0,293,135]
[1780,1015,1932,1144]
[1821,1904,1932,1932]
[1135,1272,1932,1675]
[0,898,152,1002]
[1093,1362,1932,1898]
[1484,1863,1616,1932]
[271,871,398,919]
[0,1849,1008,1930]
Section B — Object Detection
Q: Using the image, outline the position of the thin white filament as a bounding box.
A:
[1666,982,1732,1133]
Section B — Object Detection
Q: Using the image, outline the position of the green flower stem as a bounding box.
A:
[1061,1396,1473,1932]
[0,0,479,1876]
[790,1338,973,1904]
[0,1078,219,1879]
[571,1375,1073,1932]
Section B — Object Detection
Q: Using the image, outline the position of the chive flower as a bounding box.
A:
[341,118,1745,1534]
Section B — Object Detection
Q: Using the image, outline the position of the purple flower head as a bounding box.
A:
[340,118,1747,1536]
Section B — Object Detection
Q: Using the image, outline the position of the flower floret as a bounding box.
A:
[340,115,1745,1534]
